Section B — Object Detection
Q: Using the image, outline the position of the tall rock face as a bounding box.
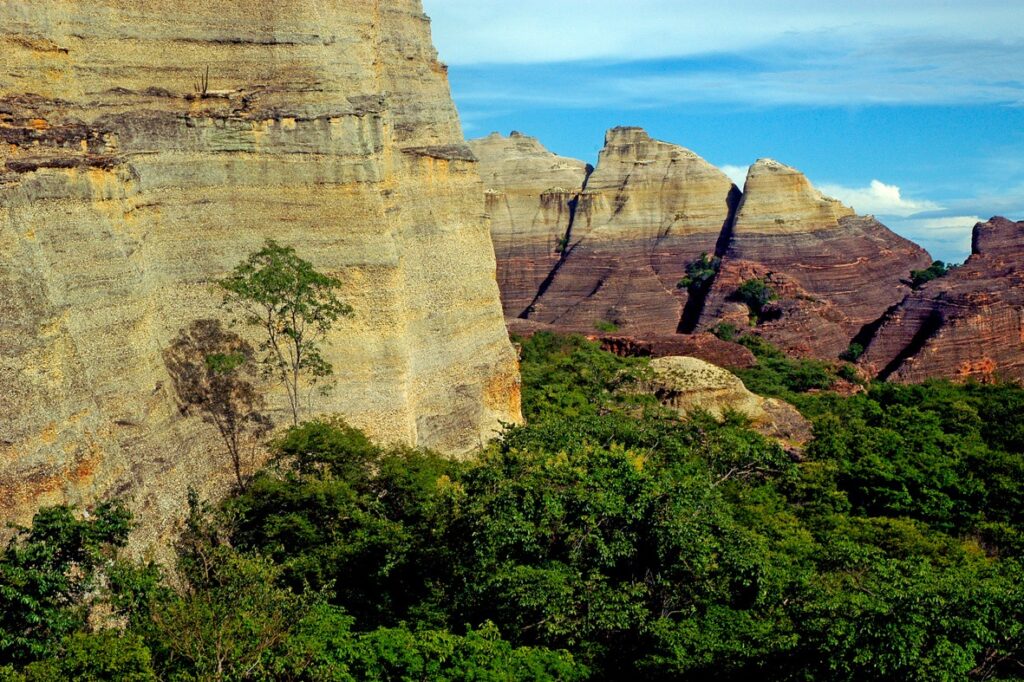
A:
[473,127,739,335]
[698,159,933,358]
[860,217,1024,382]
[468,132,590,317]
[0,1,521,535]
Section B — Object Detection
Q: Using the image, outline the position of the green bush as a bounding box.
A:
[840,342,864,362]
[677,252,721,292]
[734,278,779,320]
[910,260,952,289]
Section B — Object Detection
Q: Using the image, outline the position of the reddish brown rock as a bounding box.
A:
[859,217,1024,383]
[595,333,757,368]
[478,127,740,335]
[698,160,932,358]
[469,132,591,317]
[506,317,756,368]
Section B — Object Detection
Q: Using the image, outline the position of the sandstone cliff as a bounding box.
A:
[697,159,933,358]
[473,127,739,336]
[468,132,590,317]
[859,217,1024,382]
[0,0,521,536]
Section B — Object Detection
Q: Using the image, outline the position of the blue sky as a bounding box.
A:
[421,0,1024,263]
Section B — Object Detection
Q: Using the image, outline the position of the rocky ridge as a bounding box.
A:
[474,129,942,366]
[0,1,521,537]
[859,217,1024,382]
[697,159,933,358]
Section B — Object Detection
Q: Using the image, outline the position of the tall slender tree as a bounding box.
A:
[219,241,352,425]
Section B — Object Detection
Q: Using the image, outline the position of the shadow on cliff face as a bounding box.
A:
[678,185,742,333]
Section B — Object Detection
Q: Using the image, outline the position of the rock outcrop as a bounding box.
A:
[473,127,740,334]
[697,159,933,358]
[859,217,1024,382]
[645,356,811,445]
[479,130,934,363]
[468,132,590,317]
[0,1,521,536]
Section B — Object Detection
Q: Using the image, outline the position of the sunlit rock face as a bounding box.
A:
[469,131,591,318]
[860,217,1024,383]
[697,159,933,358]
[0,0,521,539]
[473,127,740,335]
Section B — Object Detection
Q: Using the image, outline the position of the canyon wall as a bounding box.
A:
[0,0,521,537]
[473,127,739,335]
[698,159,932,358]
[477,129,938,365]
[860,217,1024,382]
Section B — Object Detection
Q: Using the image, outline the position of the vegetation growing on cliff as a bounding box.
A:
[219,241,352,426]
[909,259,954,289]
[3,334,1023,681]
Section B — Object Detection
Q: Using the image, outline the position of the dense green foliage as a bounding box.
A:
[909,260,954,289]
[677,253,721,293]
[3,333,1023,680]
[730,333,841,397]
[733,278,779,322]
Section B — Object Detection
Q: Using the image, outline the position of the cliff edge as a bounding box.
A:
[0,0,522,537]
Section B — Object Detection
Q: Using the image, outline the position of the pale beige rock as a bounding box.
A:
[469,132,589,316]
[0,0,521,541]
[733,159,855,235]
[646,356,810,444]
[523,127,741,334]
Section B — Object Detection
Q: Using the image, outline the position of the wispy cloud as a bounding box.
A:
[423,1,1024,67]
[446,34,1024,111]
[720,165,749,187]
[885,215,984,263]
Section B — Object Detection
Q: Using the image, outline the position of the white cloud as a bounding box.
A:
[720,165,750,187]
[885,215,983,263]
[816,180,942,217]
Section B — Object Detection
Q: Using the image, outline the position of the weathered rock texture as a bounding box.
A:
[645,356,811,445]
[474,127,740,334]
[468,132,590,317]
[859,217,1024,382]
[696,159,933,358]
[480,132,934,363]
[0,1,521,536]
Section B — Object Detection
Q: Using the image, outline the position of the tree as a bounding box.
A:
[677,252,721,293]
[910,260,951,289]
[165,319,272,490]
[0,503,132,666]
[734,277,779,321]
[219,241,352,426]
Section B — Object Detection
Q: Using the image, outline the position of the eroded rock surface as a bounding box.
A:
[860,217,1024,382]
[698,159,932,358]
[0,1,521,537]
[468,132,590,317]
[473,127,740,335]
[645,356,811,445]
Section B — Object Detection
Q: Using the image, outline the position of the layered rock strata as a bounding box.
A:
[696,159,933,358]
[0,1,521,535]
[468,132,590,317]
[859,217,1024,382]
[473,127,740,334]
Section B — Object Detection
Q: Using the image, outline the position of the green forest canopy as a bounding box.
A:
[1,333,1022,681]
